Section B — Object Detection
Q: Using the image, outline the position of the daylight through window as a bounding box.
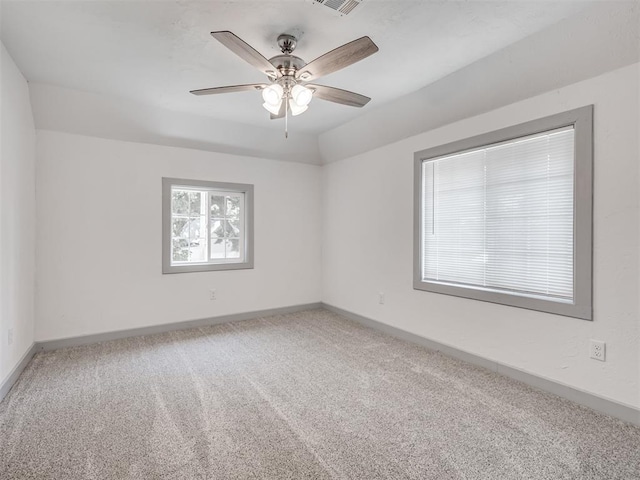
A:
[163,179,254,273]
[413,107,593,320]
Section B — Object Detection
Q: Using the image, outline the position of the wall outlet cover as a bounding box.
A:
[590,340,606,361]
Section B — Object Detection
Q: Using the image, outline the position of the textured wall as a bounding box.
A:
[322,63,640,408]
[0,44,36,385]
[36,131,322,341]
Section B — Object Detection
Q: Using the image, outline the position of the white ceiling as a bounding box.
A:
[1,0,593,135]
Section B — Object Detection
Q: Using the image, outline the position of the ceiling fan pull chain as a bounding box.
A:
[285,95,289,139]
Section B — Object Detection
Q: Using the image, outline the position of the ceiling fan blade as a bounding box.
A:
[211,31,279,78]
[308,85,371,107]
[270,100,286,120]
[296,37,378,82]
[190,84,267,96]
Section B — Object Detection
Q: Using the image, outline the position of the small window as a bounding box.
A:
[413,106,593,320]
[162,178,254,273]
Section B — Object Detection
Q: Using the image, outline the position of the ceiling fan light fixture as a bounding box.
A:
[289,101,308,116]
[262,100,282,115]
[192,31,379,136]
[262,84,283,106]
[291,84,313,106]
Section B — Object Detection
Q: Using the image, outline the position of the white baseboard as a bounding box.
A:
[322,303,640,427]
[0,342,38,402]
[0,303,321,402]
[3,302,639,428]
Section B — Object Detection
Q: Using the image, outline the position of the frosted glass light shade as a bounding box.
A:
[262,101,282,115]
[291,85,312,106]
[289,101,308,116]
[262,84,283,106]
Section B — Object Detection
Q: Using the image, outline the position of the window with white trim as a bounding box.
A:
[162,178,254,273]
[413,107,593,320]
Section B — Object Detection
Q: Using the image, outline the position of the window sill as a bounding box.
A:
[163,261,254,274]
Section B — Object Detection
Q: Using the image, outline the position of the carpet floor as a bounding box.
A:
[1,309,639,479]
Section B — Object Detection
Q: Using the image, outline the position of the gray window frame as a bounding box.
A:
[413,106,593,320]
[162,178,254,274]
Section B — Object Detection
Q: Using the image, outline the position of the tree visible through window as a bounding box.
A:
[163,179,253,273]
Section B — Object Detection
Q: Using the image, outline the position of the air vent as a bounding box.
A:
[307,0,364,17]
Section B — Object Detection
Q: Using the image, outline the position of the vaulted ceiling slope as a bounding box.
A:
[320,1,640,163]
[1,1,638,164]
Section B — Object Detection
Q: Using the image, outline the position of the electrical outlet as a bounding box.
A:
[8,328,13,346]
[209,289,217,301]
[378,292,385,305]
[590,340,606,361]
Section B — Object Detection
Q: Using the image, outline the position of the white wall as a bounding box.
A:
[319,1,639,163]
[0,44,36,385]
[36,131,322,341]
[322,63,640,408]
[29,83,323,165]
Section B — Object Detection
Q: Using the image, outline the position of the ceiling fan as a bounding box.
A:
[190,31,379,135]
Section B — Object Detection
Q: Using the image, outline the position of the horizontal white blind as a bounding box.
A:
[422,127,575,302]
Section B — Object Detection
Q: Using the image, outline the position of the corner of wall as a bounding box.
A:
[0,41,37,389]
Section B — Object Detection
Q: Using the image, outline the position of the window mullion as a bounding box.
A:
[206,191,211,263]
[223,195,227,260]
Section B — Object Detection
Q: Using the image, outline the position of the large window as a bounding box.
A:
[413,106,593,320]
[162,178,254,273]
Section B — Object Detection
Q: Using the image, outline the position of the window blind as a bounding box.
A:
[421,127,575,302]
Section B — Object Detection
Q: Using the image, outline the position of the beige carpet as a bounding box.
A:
[1,309,639,479]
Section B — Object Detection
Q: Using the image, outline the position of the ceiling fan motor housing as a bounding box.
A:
[268,54,306,78]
